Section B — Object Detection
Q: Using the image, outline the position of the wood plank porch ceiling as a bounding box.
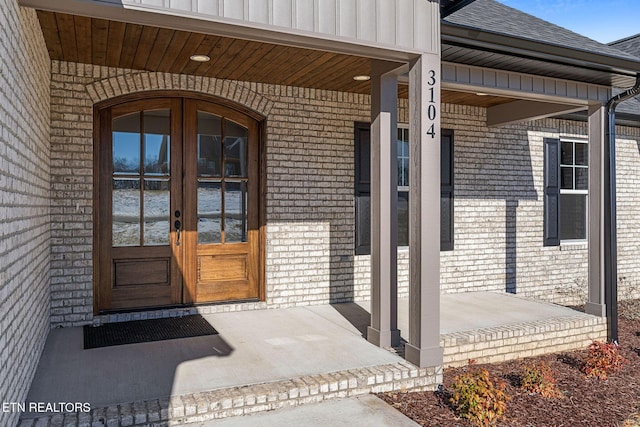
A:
[37,11,513,108]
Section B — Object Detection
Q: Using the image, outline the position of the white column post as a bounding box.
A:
[586,104,607,317]
[367,61,401,347]
[405,53,443,368]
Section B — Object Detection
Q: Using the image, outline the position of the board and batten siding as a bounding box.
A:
[20,0,441,55]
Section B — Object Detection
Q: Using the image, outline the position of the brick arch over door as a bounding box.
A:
[85,71,274,117]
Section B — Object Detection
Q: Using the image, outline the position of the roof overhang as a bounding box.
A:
[442,22,640,88]
[19,0,437,62]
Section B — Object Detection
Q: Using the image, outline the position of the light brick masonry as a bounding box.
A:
[19,362,441,426]
[0,3,51,427]
[442,313,607,367]
[48,62,640,327]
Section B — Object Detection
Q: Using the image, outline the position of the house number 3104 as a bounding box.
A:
[427,69,437,138]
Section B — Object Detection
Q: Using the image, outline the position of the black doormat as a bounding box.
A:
[83,315,218,349]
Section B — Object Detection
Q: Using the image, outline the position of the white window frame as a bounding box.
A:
[559,137,588,245]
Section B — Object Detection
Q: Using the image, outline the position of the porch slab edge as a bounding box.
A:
[441,313,608,367]
[18,361,441,426]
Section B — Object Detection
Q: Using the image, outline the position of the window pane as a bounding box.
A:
[198,181,222,244]
[358,129,371,186]
[575,143,588,166]
[224,120,248,178]
[113,178,140,246]
[560,193,587,240]
[198,112,222,177]
[356,195,370,252]
[224,181,248,243]
[575,167,588,190]
[561,142,573,165]
[441,140,451,186]
[441,192,452,246]
[143,110,170,175]
[398,157,409,187]
[398,191,409,246]
[113,113,140,175]
[143,179,170,245]
[560,167,573,189]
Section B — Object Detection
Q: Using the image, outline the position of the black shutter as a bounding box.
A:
[544,138,561,246]
[355,122,371,255]
[441,130,454,251]
[354,123,454,254]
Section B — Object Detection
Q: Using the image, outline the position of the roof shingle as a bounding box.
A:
[444,0,638,62]
[610,34,640,58]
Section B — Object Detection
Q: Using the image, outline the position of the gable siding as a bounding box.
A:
[0,2,51,427]
[23,0,440,54]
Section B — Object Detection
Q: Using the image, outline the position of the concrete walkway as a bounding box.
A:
[21,292,598,426]
[197,395,419,427]
[27,305,402,408]
[26,292,587,407]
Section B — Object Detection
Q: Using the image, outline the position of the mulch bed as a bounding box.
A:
[378,300,640,427]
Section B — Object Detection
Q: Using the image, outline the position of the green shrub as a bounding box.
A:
[450,368,510,426]
[582,340,626,380]
[520,361,563,398]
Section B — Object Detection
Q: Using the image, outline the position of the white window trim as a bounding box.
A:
[559,137,588,244]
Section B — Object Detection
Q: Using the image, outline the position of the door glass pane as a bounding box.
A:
[144,179,170,245]
[224,120,248,178]
[225,181,248,243]
[198,112,222,177]
[113,113,141,175]
[198,180,222,244]
[144,110,170,175]
[113,178,140,246]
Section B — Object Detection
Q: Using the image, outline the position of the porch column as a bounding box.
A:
[586,104,607,317]
[367,61,401,347]
[405,53,444,367]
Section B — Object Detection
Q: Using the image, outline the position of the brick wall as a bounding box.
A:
[50,61,640,327]
[358,105,640,306]
[615,125,640,300]
[0,3,50,427]
[439,106,594,305]
[354,106,593,305]
[49,63,371,326]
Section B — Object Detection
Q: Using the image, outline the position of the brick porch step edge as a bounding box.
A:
[19,361,441,427]
[441,314,608,367]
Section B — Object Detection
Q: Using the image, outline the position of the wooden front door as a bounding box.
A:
[96,96,261,312]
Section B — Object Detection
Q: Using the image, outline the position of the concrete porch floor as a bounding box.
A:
[22,292,605,425]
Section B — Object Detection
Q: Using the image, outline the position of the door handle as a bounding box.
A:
[175,219,182,246]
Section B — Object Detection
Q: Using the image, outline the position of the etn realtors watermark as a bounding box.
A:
[2,402,91,413]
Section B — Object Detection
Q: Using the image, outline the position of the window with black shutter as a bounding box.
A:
[354,123,454,254]
[543,137,588,246]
